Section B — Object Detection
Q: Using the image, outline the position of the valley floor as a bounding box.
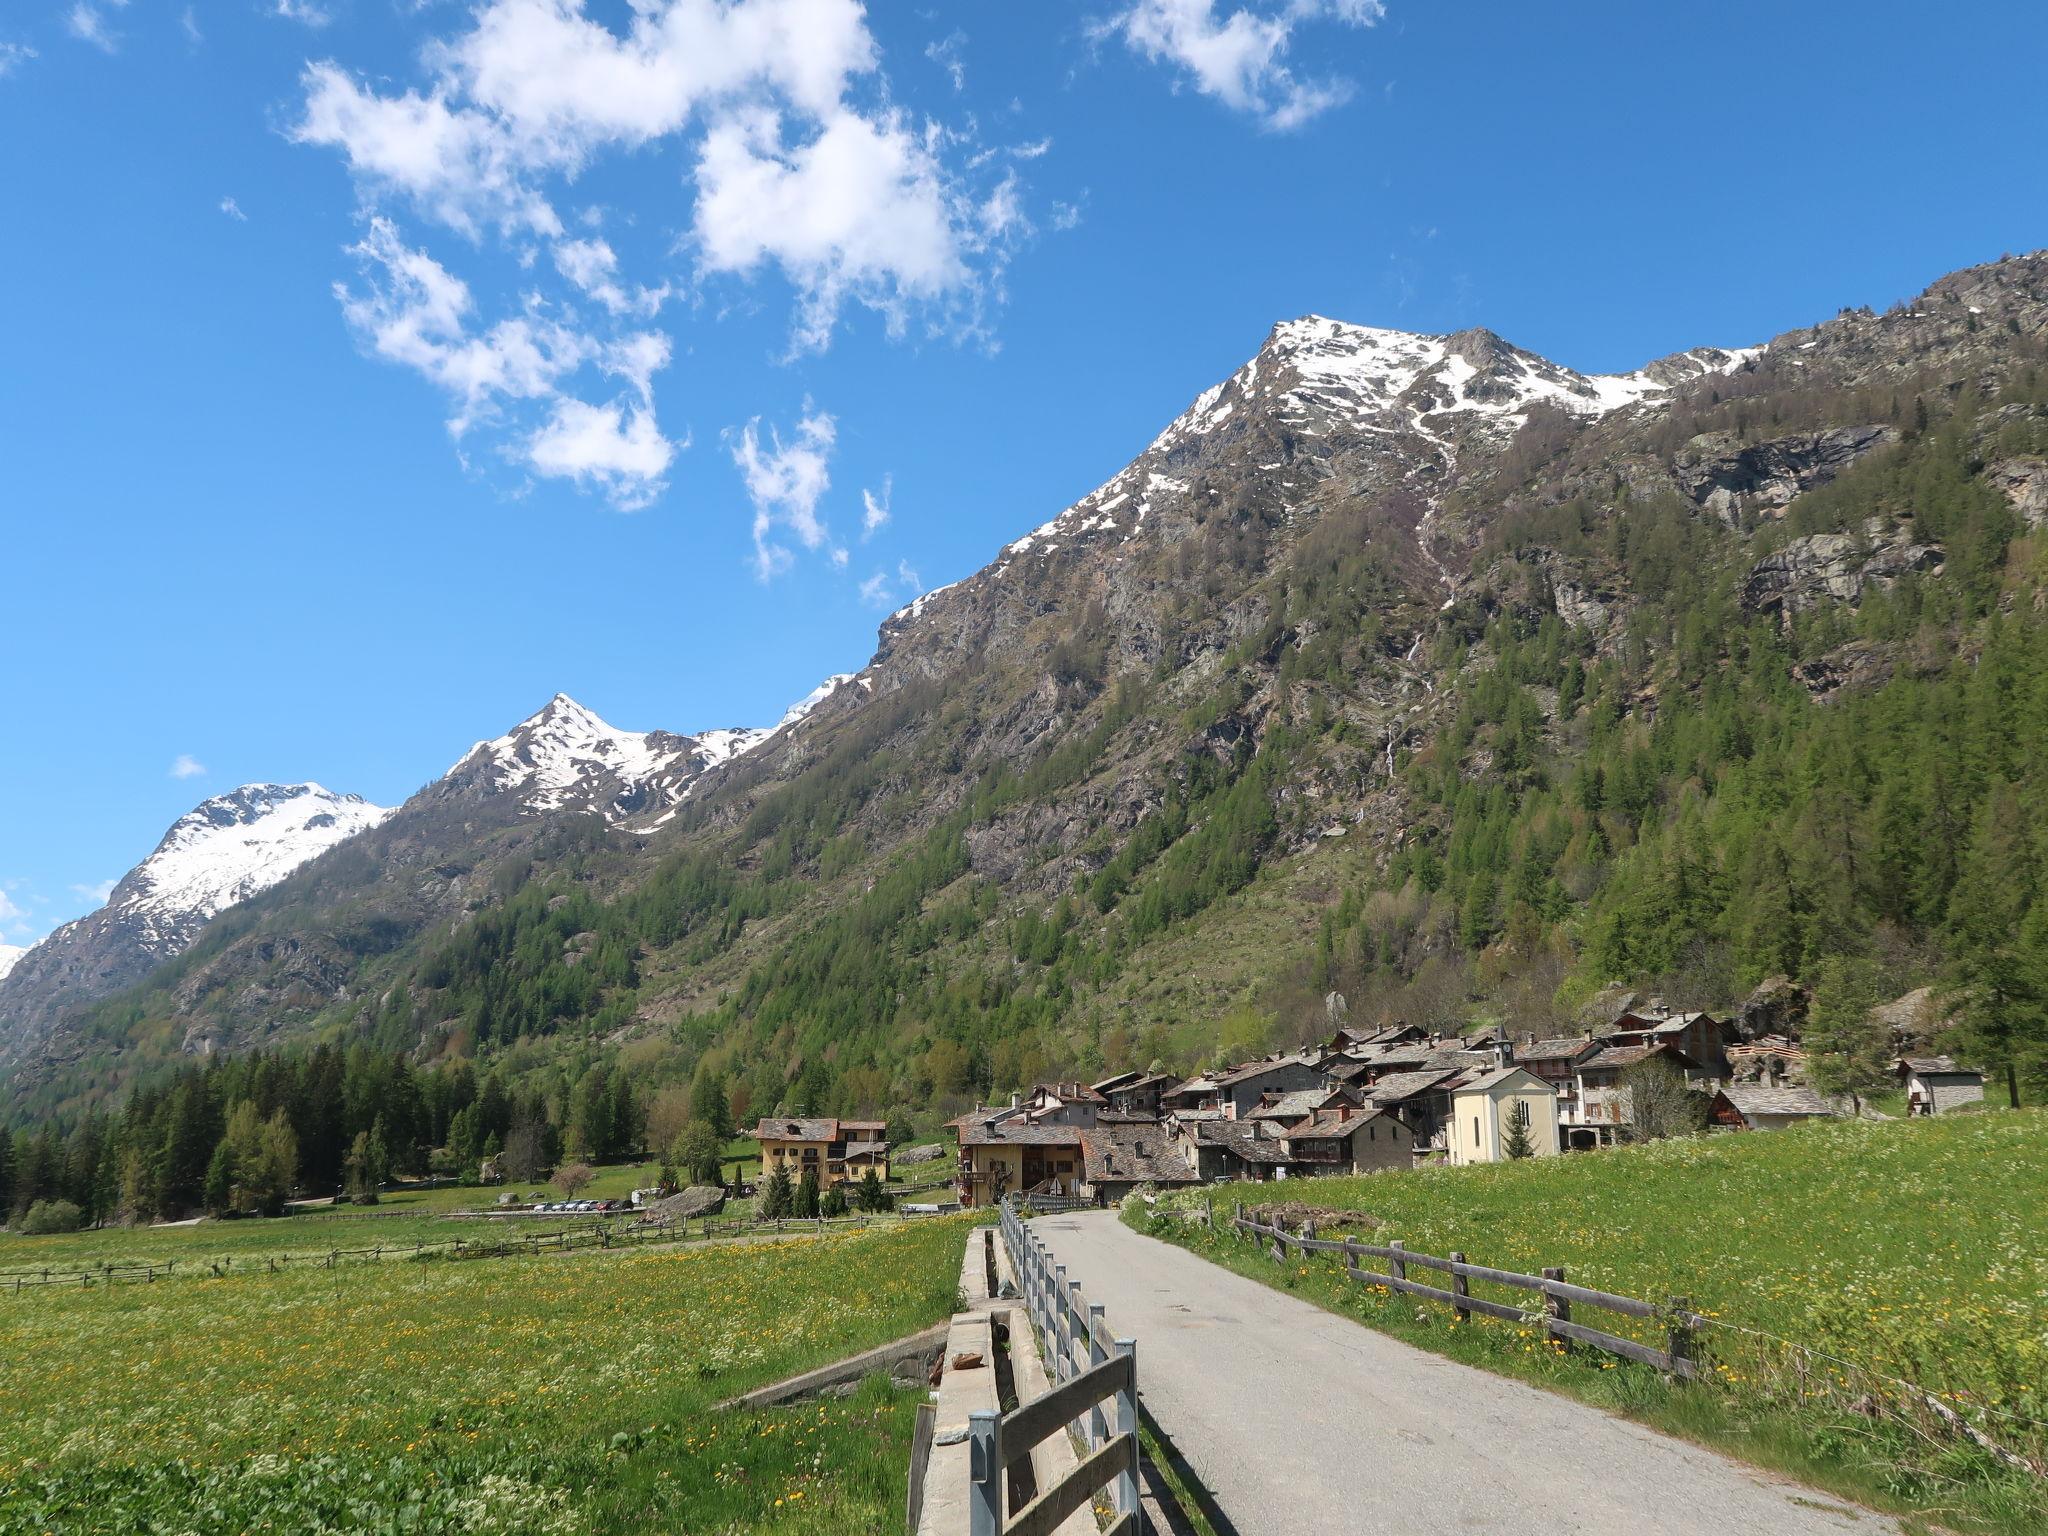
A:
[0,1214,976,1535]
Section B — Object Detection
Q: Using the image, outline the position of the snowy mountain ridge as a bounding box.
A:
[0,945,25,982]
[111,783,395,956]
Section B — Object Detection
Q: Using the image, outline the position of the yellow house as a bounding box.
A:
[1448,1067,1560,1165]
[749,1117,890,1188]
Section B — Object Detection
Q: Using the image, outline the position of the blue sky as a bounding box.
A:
[4,0,2046,944]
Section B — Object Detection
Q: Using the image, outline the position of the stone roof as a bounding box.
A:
[957,1120,1086,1147]
[1078,1125,1199,1185]
[1183,1118,1292,1164]
[1363,1068,1463,1103]
[753,1117,839,1142]
[1454,1066,1550,1096]
[840,1140,888,1158]
[1898,1055,1979,1077]
[1213,1053,1322,1088]
[1283,1106,1399,1141]
[1516,1036,1600,1063]
[1716,1084,1835,1119]
[1246,1088,1341,1122]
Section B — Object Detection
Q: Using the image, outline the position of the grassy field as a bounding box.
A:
[0,1215,974,1534]
[1135,1110,2048,1534]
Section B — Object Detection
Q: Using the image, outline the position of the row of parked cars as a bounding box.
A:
[516,1198,626,1214]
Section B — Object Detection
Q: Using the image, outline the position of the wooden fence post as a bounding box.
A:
[1667,1297,1695,1379]
[1389,1240,1406,1285]
[1543,1267,1571,1353]
[1450,1252,1470,1322]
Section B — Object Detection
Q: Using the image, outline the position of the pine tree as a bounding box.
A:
[856,1168,888,1212]
[1804,956,1891,1113]
[820,1182,848,1218]
[761,1166,793,1219]
[1502,1100,1536,1159]
[795,1168,820,1219]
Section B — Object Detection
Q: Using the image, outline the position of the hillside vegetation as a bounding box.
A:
[1140,1111,2048,1532]
[8,259,2048,1208]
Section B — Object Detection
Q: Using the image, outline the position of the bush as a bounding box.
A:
[20,1199,84,1235]
[820,1184,848,1218]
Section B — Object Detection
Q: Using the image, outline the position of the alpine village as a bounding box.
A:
[5,6,2048,1536]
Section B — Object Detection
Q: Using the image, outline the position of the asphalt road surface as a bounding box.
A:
[1031,1210,1899,1536]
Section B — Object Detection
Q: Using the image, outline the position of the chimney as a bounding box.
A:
[1010,1092,1020,1109]
[1339,1103,1351,1121]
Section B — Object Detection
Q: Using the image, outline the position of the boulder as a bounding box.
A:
[894,1143,945,1166]
[1735,975,1809,1042]
[646,1185,726,1220]
[1675,425,1898,526]
[1792,639,1897,702]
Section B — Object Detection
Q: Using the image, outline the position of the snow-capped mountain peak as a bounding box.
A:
[0,943,26,982]
[109,782,394,957]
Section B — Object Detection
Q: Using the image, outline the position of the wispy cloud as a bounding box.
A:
[729,406,836,580]
[66,0,128,53]
[220,196,248,222]
[272,0,332,25]
[859,559,923,610]
[926,30,966,92]
[1098,0,1384,131]
[861,476,891,539]
[68,879,117,905]
[170,753,207,779]
[0,40,38,77]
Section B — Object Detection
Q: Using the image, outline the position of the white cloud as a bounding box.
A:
[220,196,248,221]
[1102,0,1382,130]
[293,0,1033,502]
[170,753,207,779]
[337,217,677,507]
[66,0,128,53]
[273,0,332,26]
[859,559,922,610]
[0,40,38,77]
[180,7,201,45]
[729,406,835,578]
[295,63,563,238]
[925,30,966,92]
[860,475,890,538]
[553,236,668,318]
[68,879,117,905]
[694,105,985,351]
[527,398,675,508]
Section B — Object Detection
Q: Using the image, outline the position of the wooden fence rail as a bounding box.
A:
[1,1207,942,1296]
[975,1196,1140,1536]
[1235,1206,1700,1381]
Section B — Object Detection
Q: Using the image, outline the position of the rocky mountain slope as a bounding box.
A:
[7,250,2047,1121]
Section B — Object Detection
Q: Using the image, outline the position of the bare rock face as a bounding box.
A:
[1792,638,1898,702]
[647,1185,726,1220]
[1741,530,1943,617]
[1988,457,2048,529]
[894,1142,946,1165]
[1675,425,1898,525]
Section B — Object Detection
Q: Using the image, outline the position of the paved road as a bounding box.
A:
[1032,1211,1898,1536]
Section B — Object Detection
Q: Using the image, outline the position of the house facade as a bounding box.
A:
[1708,1084,1836,1131]
[1896,1057,1985,1115]
[951,1113,1084,1207]
[750,1118,891,1188]
[1449,1068,1561,1164]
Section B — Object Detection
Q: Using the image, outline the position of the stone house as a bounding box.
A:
[1708,1084,1838,1131]
[1896,1056,1985,1116]
[1278,1104,1415,1175]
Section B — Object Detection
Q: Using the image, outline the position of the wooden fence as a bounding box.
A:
[1235,1206,1701,1380]
[974,1196,1140,1536]
[0,1208,941,1295]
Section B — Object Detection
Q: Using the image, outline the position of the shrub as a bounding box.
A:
[20,1199,84,1235]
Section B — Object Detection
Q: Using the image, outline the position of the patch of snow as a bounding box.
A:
[106,783,393,954]
[0,943,27,981]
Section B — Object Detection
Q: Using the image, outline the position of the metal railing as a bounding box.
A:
[972,1196,1140,1536]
